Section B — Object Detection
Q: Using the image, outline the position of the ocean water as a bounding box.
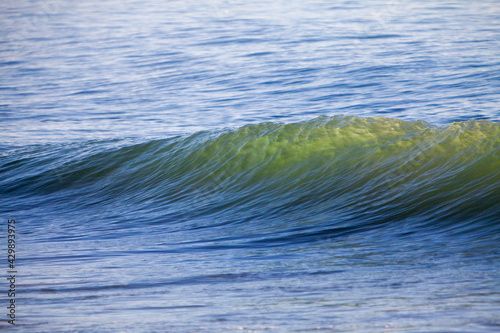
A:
[1,0,499,331]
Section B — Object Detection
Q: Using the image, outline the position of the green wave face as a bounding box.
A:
[3,116,500,226]
[157,115,499,224]
[195,116,498,184]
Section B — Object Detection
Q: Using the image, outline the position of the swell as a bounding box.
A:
[1,116,499,233]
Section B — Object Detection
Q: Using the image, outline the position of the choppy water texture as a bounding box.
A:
[1,0,500,332]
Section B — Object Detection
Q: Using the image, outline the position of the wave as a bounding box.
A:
[1,116,499,239]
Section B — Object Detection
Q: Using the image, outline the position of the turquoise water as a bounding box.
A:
[1,0,500,332]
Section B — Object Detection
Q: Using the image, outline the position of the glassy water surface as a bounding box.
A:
[0,0,499,331]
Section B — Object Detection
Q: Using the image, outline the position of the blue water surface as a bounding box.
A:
[1,0,499,332]
[1,0,499,144]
